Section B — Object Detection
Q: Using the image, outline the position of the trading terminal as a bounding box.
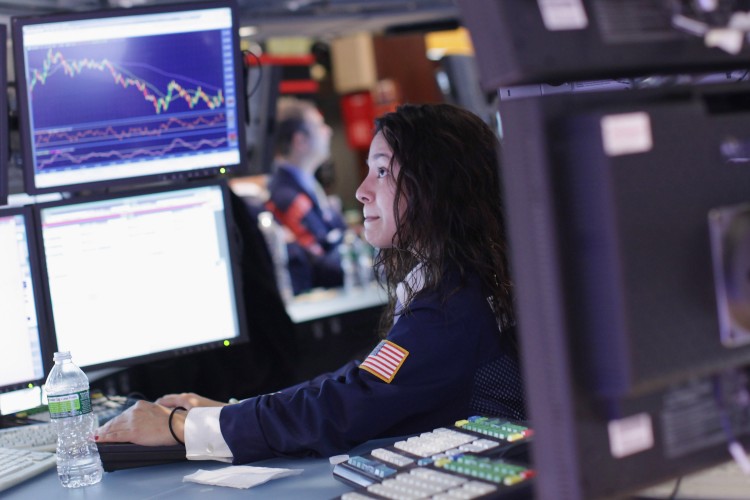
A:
[2,0,750,499]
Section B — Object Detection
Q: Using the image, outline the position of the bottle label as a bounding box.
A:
[47,390,93,419]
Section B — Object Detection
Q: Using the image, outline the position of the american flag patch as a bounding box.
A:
[359,340,409,383]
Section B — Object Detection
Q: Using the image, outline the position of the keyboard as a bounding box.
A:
[0,394,140,454]
[0,446,56,493]
[0,423,57,452]
[91,394,140,425]
[334,416,535,499]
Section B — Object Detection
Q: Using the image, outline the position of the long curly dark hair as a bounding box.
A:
[372,103,514,336]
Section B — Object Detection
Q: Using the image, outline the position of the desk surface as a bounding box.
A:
[1,440,391,499]
[11,438,750,499]
[286,284,387,324]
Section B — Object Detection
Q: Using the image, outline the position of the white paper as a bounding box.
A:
[608,413,654,458]
[601,112,653,157]
[538,0,588,30]
[183,465,303,489]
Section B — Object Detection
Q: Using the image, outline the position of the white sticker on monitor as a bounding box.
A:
[537,0,588,30]
[608,413,654,458]
[601,112,653,157]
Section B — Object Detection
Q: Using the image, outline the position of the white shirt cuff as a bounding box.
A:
[184,406,233,463]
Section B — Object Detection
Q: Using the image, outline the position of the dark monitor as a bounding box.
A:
[434,54,493,123]
[35,180,248,371]
[0,206,50,395]
[12,0,247,195]
[457,0,750,88]
[245,63,281,175]
[0,23,8,206]
[499,83,750,498]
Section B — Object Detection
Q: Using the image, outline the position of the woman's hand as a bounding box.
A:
[95,400,185,446]
[155,392,227,410]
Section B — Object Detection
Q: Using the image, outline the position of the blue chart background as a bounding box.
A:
[26,30,234,172]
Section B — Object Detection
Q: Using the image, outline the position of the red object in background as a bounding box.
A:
[340,92,375,150]
[279,80,320,94]
[244,53,319,95]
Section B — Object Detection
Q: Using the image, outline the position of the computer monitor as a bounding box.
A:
[500,83,750,498]
[245,63,281,175]
[12,0,247,195]
[0,206,50,395]
[434,54,494,124]
[0,23,8,206]
[35,180,248,371]
[457,0,750,88]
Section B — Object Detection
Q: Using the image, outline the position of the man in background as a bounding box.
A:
[266,97,347,294]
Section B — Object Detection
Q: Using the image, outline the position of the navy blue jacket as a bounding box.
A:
[265,165,347,293]
[219,270,525,464]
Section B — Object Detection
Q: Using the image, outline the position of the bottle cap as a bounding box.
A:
[53,351,71,361]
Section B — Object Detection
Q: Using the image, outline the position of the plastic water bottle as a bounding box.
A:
[45,351,103,488]
[339,234,358,292]
[340,230,373,291]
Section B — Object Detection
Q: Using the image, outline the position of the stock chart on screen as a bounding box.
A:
[13,2,246,194]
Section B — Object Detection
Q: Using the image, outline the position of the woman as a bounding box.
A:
[96,103,525,464]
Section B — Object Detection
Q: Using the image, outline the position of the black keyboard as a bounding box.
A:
[96,442,187,472]
[91,394,141,425]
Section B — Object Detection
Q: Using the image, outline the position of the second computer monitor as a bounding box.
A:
[35,181,248,371]
[0,206,49,394]
[500,83,750,499]
[12,0,247,195]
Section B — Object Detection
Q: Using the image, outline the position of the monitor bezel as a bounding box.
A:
[33,179,250,372]
[0,23,8,207]
[11,0,248,196]
[0,204,53,394]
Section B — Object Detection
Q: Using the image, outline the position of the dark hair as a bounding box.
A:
[373,103,514,335]
[274,97,314,156]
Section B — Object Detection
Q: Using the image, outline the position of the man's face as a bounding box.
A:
[302,108,332,166]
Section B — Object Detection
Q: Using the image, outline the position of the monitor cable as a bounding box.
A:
[242,49,263,127]
[712,372,750,475]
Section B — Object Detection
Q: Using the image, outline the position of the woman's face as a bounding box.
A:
[356,131,401,249]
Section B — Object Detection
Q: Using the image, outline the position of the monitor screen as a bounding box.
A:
[500,83,750,498]
[12,0,247,195]
[0,206,49,394]
[35,181,248,371]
